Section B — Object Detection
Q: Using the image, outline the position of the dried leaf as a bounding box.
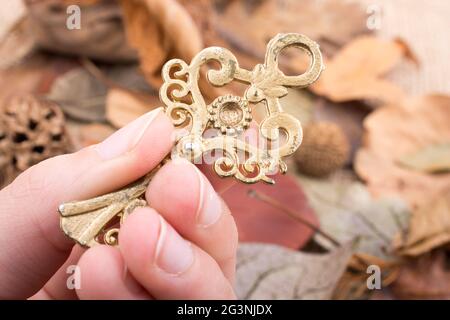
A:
[48,66,152,122]
[120,0,203,85]
[296,172,410,261]
[0,17,36,69]
[235,242,352,300]
[0,0,25,40]
[48,68,107,122]
[333,253,400,300]
[296,172,409,299]
[312,36,412,104]
[355,95,450,209]
[60,0,101,5]
[391,249,450,299]
[393,191,450,257]
[253,88,315,125]
[119,0,166,81]
[0,54,76,105]
[397,143,450,173]
[67,122,114,150]
[26,0,137,63]
[106,88,159,128]
[222,174,318,250]
[213,0,369,70]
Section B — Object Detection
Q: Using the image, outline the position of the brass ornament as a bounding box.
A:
[59,33,324,247]
[208,95,252,136]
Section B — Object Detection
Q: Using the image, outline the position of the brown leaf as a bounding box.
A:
[26,0,137,63]
[119,0,203,86]
[312,37,414,104]
[119,0,167,82]
[48,68,107,122]
[355,95,450,209]
[212,0,369,69]
[106,88,159,128]
[0,17,36,69]
[49,65,153,123]
[391,249,450,299]
[67,122,115,150]
[0,54,76,105]
[393,191,450,257]
[60,0,101,5]
[222,174,318,250]
[397,143,450,173]
[334,253,400,300]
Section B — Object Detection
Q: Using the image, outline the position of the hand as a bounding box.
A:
[0,108,238,299]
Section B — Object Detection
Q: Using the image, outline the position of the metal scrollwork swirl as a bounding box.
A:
[164,33,323,184]
[58,33,323,248]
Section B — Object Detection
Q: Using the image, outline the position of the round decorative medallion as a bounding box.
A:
[208,95,252,135]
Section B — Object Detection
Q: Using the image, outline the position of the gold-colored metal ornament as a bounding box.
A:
[59,33,324,247]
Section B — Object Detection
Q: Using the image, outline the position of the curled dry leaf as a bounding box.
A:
[222,174,318,250]
[106,88,160,128]
[119,0,166,84]
[235,242,352,300]
[355,95,450,209]
[119,0,203,86]
[333,253,400,300]
[393,190,450,257]
[312,36,414,104]
[0,17,36,70]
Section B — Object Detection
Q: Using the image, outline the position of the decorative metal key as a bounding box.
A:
[59,33,324,247]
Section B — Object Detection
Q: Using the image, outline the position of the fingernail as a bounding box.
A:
[155,216,194,275]
[194,165,222,227]
[95,107,163,160]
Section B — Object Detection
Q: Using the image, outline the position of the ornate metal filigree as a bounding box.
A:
[59,33,324,247]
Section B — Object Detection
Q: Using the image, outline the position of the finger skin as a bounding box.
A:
[197,163,235,194]
[119,208,236,300]
[29,245,85,300]
[0,111,173,299]
[76,246,151,300]
[147,160,238,282]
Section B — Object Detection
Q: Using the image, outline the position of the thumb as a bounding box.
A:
[0,108,173,299]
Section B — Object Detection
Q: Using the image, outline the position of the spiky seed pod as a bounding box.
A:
[294,122,350,177]
[0,95,72,188]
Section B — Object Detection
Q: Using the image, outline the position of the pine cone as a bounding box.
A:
[294,122,350,177]
[0,95,72,188]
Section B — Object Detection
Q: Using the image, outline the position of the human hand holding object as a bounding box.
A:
[59,33,324,248]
